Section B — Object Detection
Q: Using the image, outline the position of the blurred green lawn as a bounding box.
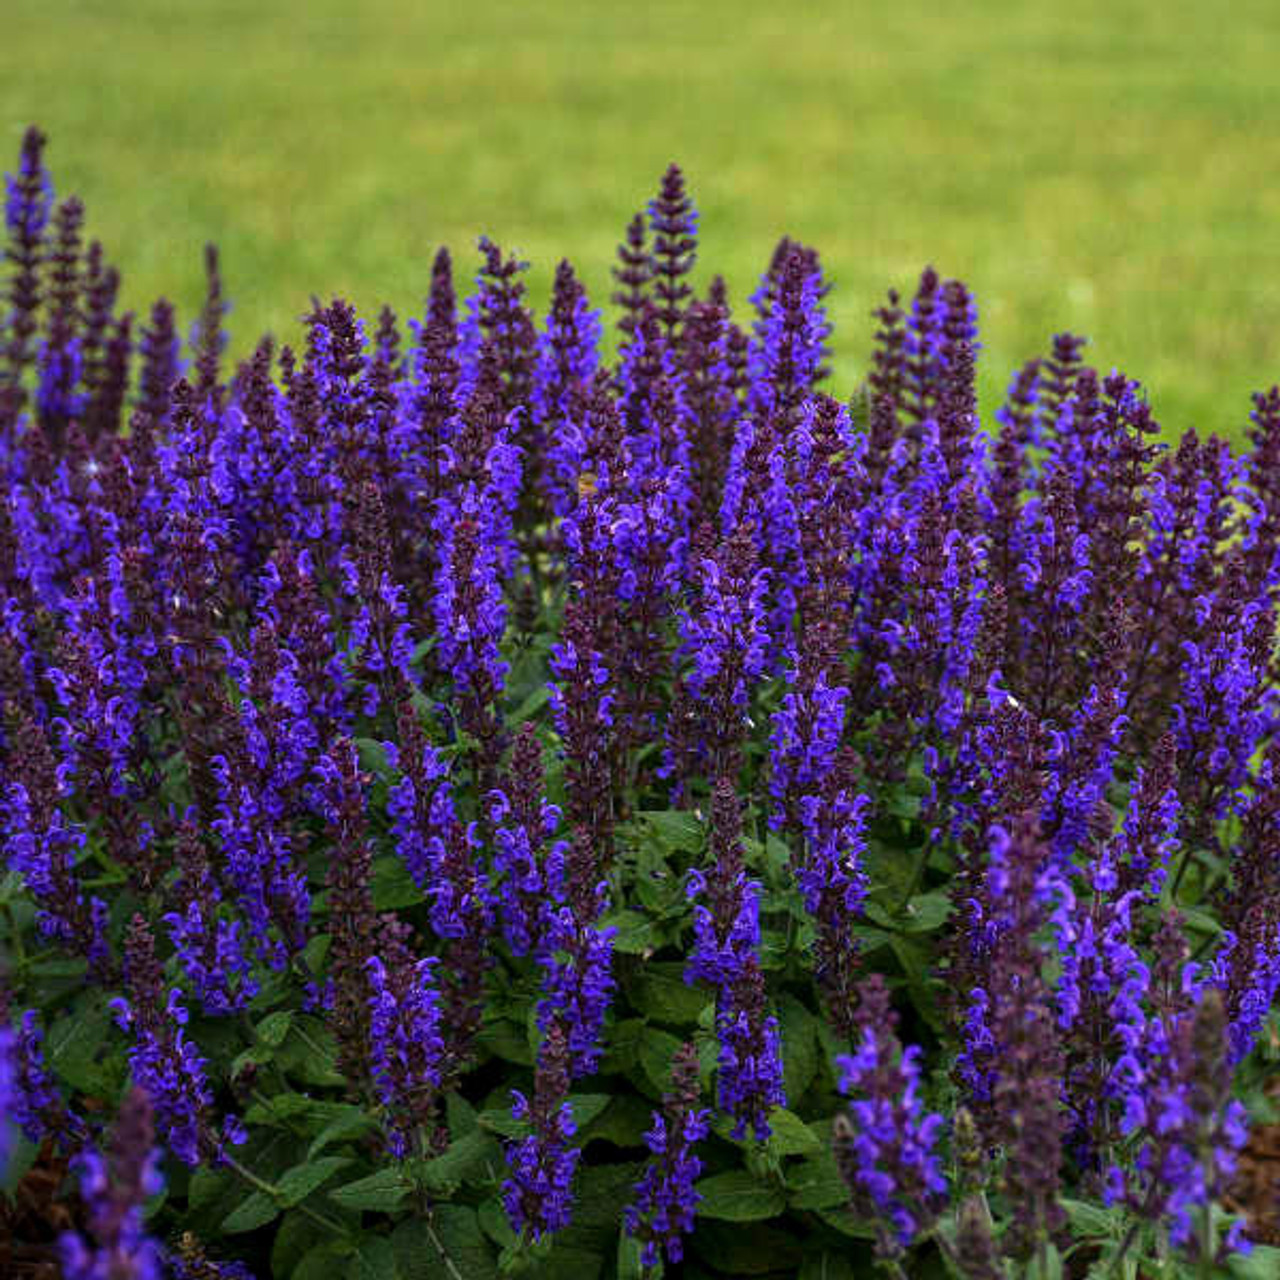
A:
[4,0,1279,438]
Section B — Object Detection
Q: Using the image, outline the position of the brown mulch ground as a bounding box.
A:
[0,1141,72,1280]
[1227,1069,1280,1247]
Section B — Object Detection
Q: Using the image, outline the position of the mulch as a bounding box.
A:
[1228,1065,1280,1247]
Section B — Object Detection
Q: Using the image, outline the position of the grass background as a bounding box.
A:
[3,0,1279,438]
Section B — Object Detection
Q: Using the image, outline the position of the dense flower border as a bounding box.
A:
[1,126,1278,1279]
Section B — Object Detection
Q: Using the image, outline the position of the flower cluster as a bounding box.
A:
[58,1088,166,1280]
[686,779,786,1140]
[624,1040,711,1268]
[834,976,947,1260]
[109,915,244,1166]
[503,1023,580,1242]
[365,939,445,1159]
[1,127,1278,1275]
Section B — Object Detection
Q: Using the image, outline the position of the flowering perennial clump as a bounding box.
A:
[1,126,1279,1278]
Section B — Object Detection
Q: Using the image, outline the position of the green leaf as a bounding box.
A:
[786,1146,847,1211]
[308,1105,380,1158]
[45,996,113,1094]
[815,1207,877,1239]
[476,1018,536,1066]
[256,1010,295,1047]
[222,1189,280,1233]
[476,1100,524,1141]
[275,1017,346,1086]
[689,1221,803,1275]
[1061,1197,1120,1239]
[478,1107,529,1140]
[189,1166,238,1212]
[302,933,332,971]
[778,996,819,1103]
[637,1025,684,1095]
[598,908,658,956]
[524,1246,604,1279]
[764,1107,823,1158]
[758,927,791,970]
[446,1090,479,1139]
[355,737,392,776]
[295,1243,358,1280]
[849,923,894,953]
[629,962,710,1027]
[556,1162,645,1251]
[577,1093,651,1149]
[862,899,896,929]
[245,1090,314,1126]
[635,808,705,854]
[694,1170,787,1222]
[1229,1245,1280,1279]
[569,1094,612,1131]
[25,956,88,979]
[507,683,551,725]
[329,1167,411,1212]
[1,1134,36,1195]
[600,1018,647,1077]
[889,934,942,1032]
[1039,1243,1064,1280]
[418,1125,502,1193]
[883,788,921,822]
[1182,906,1224,937]
[477,1195,519,1250]
[278,1156,353,1206]
[798,1251,859,1280]
[902,890,952,933]
[346,1236,399,1280]
[372,855,422,910]
[633,869,683,917]
[395,1209,501,1280]
[616,1233,647,1280]
[272,1210,328,1278]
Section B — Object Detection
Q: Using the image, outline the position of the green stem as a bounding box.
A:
[222,1152,277,1197]
[895,836,933,917]
[1196,1162,1216,1280]
[222,1153,346,1237]
[876,1257,911,1280]
[422,1213,466,1280]
[290,1020,329,1061]
[1107,1222,1139,1278]
[1167,844,1197,902]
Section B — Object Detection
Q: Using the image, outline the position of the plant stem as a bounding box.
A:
[222,1152,347,1237]
[1167,842,1202,903]
[895,834,933,917]
[290,1020,330,1061]
[421,1213,466,1280]
[1107,1222,1139,1277]
[1196,1160,1216,1280]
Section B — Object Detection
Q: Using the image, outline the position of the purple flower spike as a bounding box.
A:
[58,1087,166,1280]
[503,1023,580,1242]
[366,942,446,1159]
[625,1041,710,1268]
[834,976,947,1261]
[111,915,241,1167]
[686,779,785,1140]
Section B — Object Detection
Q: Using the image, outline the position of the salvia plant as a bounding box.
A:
[0,127,1278,1280]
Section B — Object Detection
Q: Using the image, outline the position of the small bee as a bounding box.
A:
[577,471,598,499]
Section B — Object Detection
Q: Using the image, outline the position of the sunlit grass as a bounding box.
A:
[4,0,1278,437]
